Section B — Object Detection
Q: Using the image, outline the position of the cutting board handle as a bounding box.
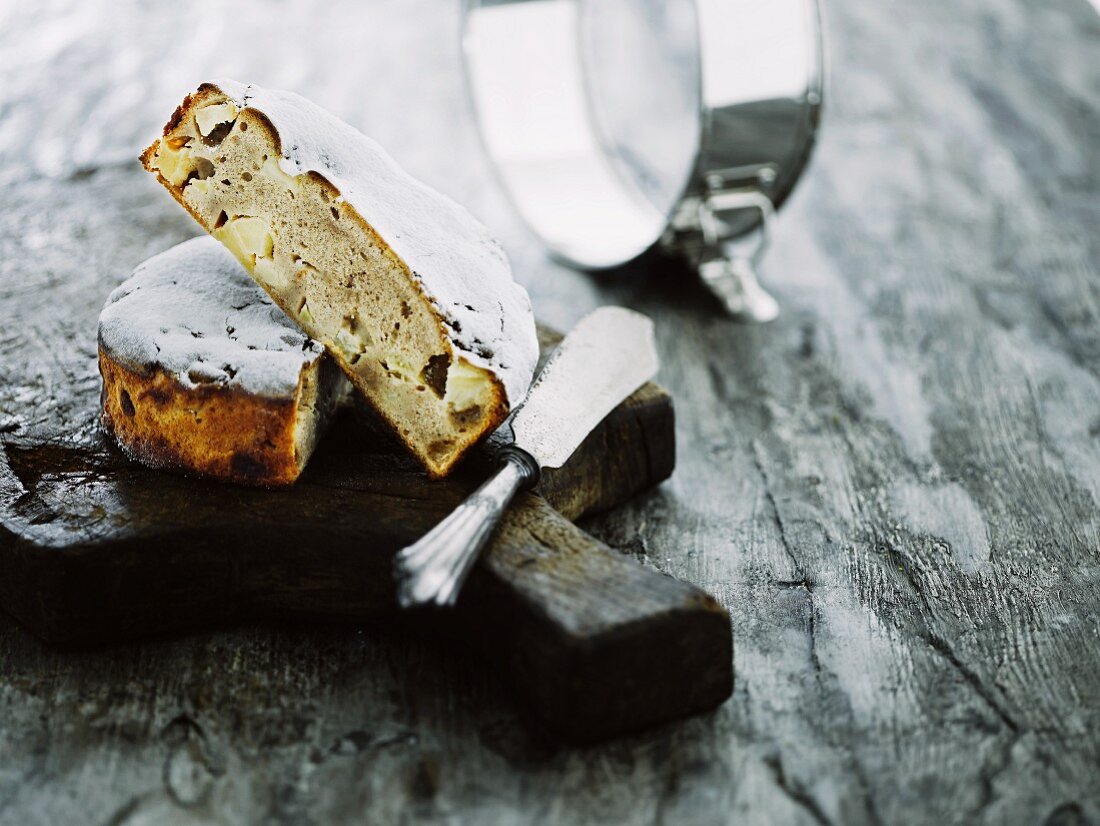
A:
[459,493,733,744]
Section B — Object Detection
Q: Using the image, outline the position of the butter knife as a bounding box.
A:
[394,306,660,608]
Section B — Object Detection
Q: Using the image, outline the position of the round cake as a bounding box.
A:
[98,237,350,485]
[141,79,539,477]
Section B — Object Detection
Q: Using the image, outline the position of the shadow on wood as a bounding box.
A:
[0,329,732,743]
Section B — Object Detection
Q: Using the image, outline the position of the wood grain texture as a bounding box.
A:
[0,337,677,645]
[467,493,730,744]
[0,0,1097,823]
[1,279,714,741]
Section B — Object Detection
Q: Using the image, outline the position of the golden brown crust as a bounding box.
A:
[141,86,510,479]
[99,345,304,486]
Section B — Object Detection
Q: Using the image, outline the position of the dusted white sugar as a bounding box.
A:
[209,79,538,407]
[98,237,326,399]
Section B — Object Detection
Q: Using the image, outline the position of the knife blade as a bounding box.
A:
[394,306,660,607]
[511,306,659,468]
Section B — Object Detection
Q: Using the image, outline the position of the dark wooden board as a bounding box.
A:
[1,0,1098,822]
[0,328,658,630]
[0,325,730,742]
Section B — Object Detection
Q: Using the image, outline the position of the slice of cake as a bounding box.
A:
[98,237,351,486]
[141,80,539,477]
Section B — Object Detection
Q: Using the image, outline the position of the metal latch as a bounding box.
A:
[661,164,780,322]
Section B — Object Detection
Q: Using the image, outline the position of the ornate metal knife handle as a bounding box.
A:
[394,446,541,608]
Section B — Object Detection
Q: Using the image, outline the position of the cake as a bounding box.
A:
[141,80,539,477]
[98,237,351,486]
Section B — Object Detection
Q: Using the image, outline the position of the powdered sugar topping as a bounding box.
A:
[210,79,538,406]
[98,237,326,399]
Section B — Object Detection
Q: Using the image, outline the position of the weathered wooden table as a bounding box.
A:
[1,1,1098,823]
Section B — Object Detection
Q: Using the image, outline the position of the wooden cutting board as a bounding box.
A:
[0,327,732,744]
